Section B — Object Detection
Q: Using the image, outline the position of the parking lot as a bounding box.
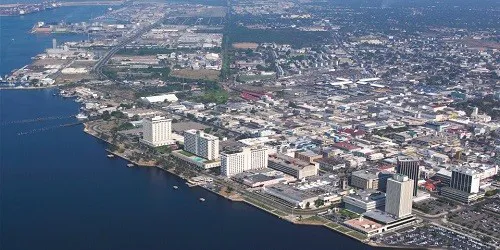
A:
[375,224,495,250]
[481,198,500,214]
[413,198,458,215]
[448,207,500,239]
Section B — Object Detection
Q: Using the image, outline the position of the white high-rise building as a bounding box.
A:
[385,174,414,219]
[141,116,172,147]
[450,166,480,194]
[184,130,219,160]
[221,147,269,177]
[441,166,482,203]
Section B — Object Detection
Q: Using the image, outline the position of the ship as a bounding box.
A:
[75,113,88,120]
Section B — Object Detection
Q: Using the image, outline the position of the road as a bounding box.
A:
[92,18,165,80]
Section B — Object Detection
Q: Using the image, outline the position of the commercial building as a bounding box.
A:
[450,166,480,193]
[396,156,420,196]
[385,174,414,219]
[140,93,178,104]
[171,150,221,169]
[233,169,288,187]
[267,154,318,179]
[294,150,323,163]
[140,116,172,147]
[184,130,219,160]
[350,168,392,191]
[221,147,269,177]
[441,166,483,203]
[263,183,318,208]
[344,176,419,237]
[343,191,386,214]
[317,157,346,171]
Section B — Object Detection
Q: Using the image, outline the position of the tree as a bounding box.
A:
[305,202,310,209]
[131,115,141,121]
[288,101,298,108]
[102,111,111,121]
[314,199,324,208]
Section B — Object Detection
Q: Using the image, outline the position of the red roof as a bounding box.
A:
[332,142,360,151]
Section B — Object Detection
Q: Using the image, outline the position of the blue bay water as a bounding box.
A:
[0,6,373,250]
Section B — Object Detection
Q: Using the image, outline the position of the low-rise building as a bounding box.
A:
[263,183,318,208]
[294,150,323,163]
[350,168,392,191]
[268,154,318,179]
[343,191,386,214]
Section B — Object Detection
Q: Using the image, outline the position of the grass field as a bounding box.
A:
[170,69,220,81]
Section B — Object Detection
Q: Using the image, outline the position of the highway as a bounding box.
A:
[92,18,165,80]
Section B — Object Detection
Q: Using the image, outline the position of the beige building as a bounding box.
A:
[385,174,414,218]
[268,154,318,179]
[294,150,323,163]
[141,116,172,147]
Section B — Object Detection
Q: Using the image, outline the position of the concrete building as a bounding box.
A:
[294,150,323,163]
[221,147,269,177]
[351,168,392,191]
[141,116,172,147]
[140,93,178,104]
[385,174,414,219]
[268,154,318,179]
[343,191,386,214]
[317,157,346,171]
[450,166,480,193]
[396,156,420,196]
[184,130,219,160]
[441,166,483,203]
[263,183,318,208]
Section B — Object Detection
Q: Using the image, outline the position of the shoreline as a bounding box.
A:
[81,121,379,247]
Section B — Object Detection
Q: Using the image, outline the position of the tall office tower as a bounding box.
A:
[184,130,219,160]
[472,107,479,116]
[141,116,172,147]
[52,38,57,49]
[385,174,414,218]
[450,166,480,194]
[221,147,269,177]
[396,156,420,196]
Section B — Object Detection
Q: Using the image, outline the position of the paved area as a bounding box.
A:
[375,224,495,250]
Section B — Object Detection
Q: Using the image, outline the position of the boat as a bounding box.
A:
[199,198,205,202]
[76,113,88,120]
[107,154,114,158]
[173,186,178,189]
[127,163,134,167]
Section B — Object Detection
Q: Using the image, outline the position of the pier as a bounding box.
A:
[16,121,84,136]
[1,115,75,126]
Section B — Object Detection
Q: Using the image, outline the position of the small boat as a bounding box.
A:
[107,154,115,158]
[199,198,205,202]
[127,163,134,167]
[173,186,178,189]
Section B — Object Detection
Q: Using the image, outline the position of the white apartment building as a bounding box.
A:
[385,174,414,219]
[141,116,172,147]
[184,130,219,160]
[221,147,269,177]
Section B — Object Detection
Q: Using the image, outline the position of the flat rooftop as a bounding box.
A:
[264,183,317,201]
[344,217,383,233]
[269,154,314,170]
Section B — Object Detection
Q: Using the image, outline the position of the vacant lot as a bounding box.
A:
[170,69,220,81]
[232,42,259,49]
